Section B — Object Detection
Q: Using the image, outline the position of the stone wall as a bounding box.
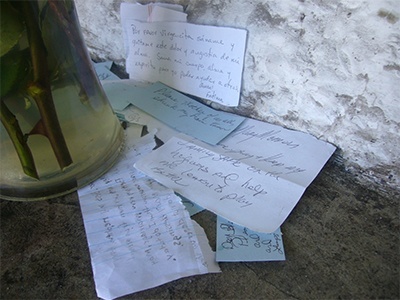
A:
[75,0,399,190]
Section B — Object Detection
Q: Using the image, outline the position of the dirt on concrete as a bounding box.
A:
[1,159,399,299]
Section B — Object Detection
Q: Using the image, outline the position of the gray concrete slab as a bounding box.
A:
[1,160,399,299]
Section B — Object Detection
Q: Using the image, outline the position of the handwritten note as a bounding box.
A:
[78,131,219,300]
[189,117,337,187]
[106,81,245,145]
[216,216,285,262]
[135,136,307,233]
[125,20,247,106]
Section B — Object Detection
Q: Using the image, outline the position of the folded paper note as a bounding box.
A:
[216,216,285,262]
[135,121,336,233]
[121,3,186,24]
[102,81,133,111]
[93,61,120,81]
[124,20,247,106]
[135,136,305,233]
[78,130,219,300]
[105,81,245,145]
[120,2,187,57]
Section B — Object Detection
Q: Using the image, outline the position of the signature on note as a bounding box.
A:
[219,220,284,255]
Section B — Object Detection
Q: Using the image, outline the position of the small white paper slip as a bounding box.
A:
[116,104,182,143]
[120,2,187,56]
[125,20,247,106]
[78,131,219,300]
[120,2,186,25]
[93,61,120,81]
[216,216,285,262]
[134,136,306,234]
[191,219,221,273]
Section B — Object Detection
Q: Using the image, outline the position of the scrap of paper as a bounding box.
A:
[101,81,132,111]
[93,61,120,81]
[192,220,220,272]
[78,131,219,300]
[115,102,183,143]
[120,2,186,24]
[102,79,180,138]
[95,60,113,70]
[179,195,205,216]
[128,82,246,144]
[120,3,187,57]
[147,5,187,22]
[134,136,306,233]
[124,20,247,106]
[216,216,285,262]
[104,81,245,145]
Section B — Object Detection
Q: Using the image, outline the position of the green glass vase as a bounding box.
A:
[0,0,124,200]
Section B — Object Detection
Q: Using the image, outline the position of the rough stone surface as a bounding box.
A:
[74,0,400,190]
[1,161,399,299]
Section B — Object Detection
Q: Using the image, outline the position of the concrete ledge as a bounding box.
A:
[1,160,399,299]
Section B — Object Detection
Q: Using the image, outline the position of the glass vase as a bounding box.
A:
[0,0,124,200]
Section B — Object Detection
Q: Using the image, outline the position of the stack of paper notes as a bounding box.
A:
[79,3,336,300]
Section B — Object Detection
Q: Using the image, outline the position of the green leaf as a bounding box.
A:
[0,1,25,57]
[0,49,31,98]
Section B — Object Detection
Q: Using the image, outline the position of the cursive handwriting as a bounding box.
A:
[231,125,300,149]
[126,20,246,106]
[220,220,284,255]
